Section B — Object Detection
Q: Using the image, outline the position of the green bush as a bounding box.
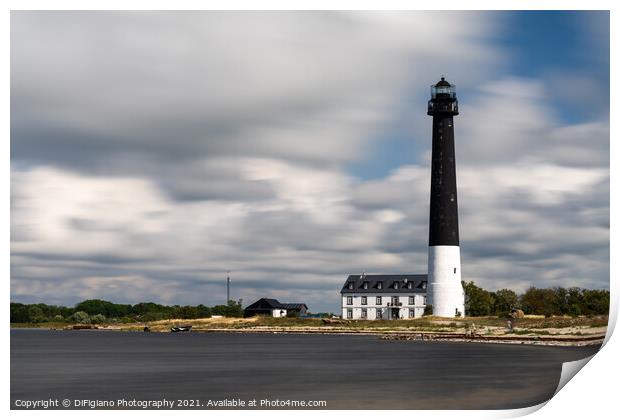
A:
[28,306,48,323]
[71,311,90,324]
[90,314,106,324]
[211,299,243,318]
[463,281,493,316]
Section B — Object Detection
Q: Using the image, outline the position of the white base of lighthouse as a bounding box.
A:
[428,245,465,317]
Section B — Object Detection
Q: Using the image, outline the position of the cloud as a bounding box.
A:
[11,11,500,198]
[11,164,418,308]
[11,140,609,311]
[10,12,609,311]
[456,77,609,168]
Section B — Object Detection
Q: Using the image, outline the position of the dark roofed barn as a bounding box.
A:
[244,298,308,318]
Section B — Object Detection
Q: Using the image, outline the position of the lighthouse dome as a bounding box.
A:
[435,76,451,87]
[429,76,458,114]
[427,76,459,115]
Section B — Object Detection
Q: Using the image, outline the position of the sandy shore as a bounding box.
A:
[14,316,607,347]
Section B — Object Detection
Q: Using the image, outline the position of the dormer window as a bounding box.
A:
[348,282,354,290]
[393,282,399,289]
[363,282,368,290]
[422,282,427,290]
[377,282,383,290]
[408,282,413,289]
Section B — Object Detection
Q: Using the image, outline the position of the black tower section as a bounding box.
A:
[427,77,459,246]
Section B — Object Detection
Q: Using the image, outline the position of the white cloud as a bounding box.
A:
[457,77,609,168]
[10,12,609,311]
[11,11,501,176]
[11,136,609,309]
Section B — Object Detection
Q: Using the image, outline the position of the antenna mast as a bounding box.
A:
[226,271,231,304]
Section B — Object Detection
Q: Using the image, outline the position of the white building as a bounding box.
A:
[340,274,427,320]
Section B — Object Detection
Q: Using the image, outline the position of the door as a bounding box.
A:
[391,308,399,320]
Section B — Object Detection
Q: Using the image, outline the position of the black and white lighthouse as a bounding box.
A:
[426,77,465,317]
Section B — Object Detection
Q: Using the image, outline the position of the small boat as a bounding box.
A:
[170,325,192,332]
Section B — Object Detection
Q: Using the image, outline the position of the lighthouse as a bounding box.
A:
[426,77,465,317]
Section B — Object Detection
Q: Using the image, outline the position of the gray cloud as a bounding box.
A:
[10,11,609,312]
[11,11,500,198]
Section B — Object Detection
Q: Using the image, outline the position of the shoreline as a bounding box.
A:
[11,324,606,347]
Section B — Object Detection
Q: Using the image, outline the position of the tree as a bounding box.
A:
[552,287,570,315]
[196,304,212,318]
[492,289,518,316]
[72,311,91,324]
[519,287,557,316]
[132,302,173,318]
[10,303,30,323]
[28,306,48,323]
[90,314,106,324]
[463,281,494,316]
[566,287,583,317]
[173,306,200,319]
[212,299,243,317]
[581,289,610,315]
[75,299,132,318]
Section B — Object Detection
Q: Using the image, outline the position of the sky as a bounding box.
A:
[10,11,609,313]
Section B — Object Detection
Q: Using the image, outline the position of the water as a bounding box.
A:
[10,329,600,410]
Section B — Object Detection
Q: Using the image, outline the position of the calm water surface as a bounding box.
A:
[10,329,600,409]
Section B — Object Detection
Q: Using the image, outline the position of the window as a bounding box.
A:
[376,296,382,305]
[393,282,399,289]
[361,296,367,305]
[363,282,368,290]
[408,282,413,289]
[376,308,382,319]
[392,296,399,305]
[346,296,353,305]
[409,309,415,318]
[348,282,354,290]
[423,296,427,305]
[409,296,415,305]
[454,267,457,274]
[361,308,367,319]
[347,309,353,319]
[377,281,383,290]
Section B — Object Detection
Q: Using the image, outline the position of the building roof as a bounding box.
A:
[244,298,308,311]
[340,274,428,294]
[281,303,308,311]
[244,298,284,310]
